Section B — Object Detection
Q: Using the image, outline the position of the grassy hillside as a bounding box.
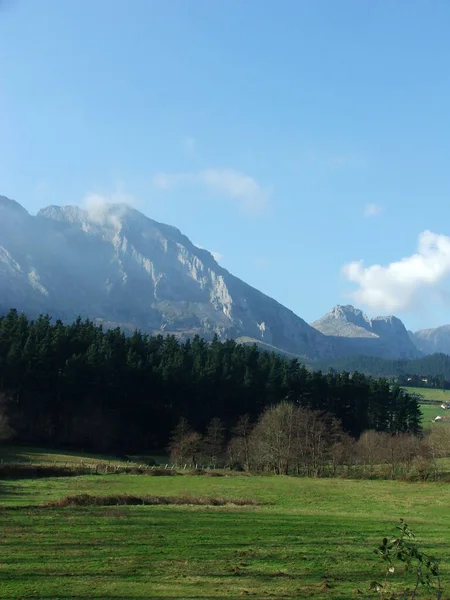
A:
[403,386,450,402]
[0,445,167,466]
[402,387,450,426]
[1,448,450,598]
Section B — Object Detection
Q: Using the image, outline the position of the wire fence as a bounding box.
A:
[0,457,231,475]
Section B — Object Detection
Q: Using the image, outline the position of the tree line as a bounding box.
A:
[397,373,449,390]
[0,309,421,454]
[170,403,450,481]
[312,353,450,383]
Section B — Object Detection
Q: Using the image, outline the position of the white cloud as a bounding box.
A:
[81,190,137,230]
[152,168,271,213]
[364,203,383,217]
[195,243,223,264]
[211,250,223,263]
[341,230,450,312]
[152,172,191,190]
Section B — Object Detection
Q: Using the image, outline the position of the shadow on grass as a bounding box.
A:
[0,464,83,479]
[0,479,19,496]
[0,463,183,479]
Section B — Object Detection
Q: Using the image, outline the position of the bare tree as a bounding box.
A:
[330,429,355,477]
[294,408,330,477]
[248,403,342,477]
[227,414,253,471]
[423,424,450,480]
[383,434,407,480]
[0,394,15,443]
[426,424,450,457]
[168,417,202,466]
[249,402,298,474]
[201,417,225,467]
[396,433,420,477]
[355,430,387,476]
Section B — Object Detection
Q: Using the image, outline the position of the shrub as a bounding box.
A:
[45,493,269,507]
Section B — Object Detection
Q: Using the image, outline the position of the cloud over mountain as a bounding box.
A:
[342,230,450,312]
[152,168,270,213]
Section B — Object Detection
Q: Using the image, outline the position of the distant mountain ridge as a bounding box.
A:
[311,304,421,359]
[1,194,447,362]
[0,195,332,359]
[409,326,450,356]
[311,305,378,338]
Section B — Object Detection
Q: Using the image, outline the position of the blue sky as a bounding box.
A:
[1,0,450,331]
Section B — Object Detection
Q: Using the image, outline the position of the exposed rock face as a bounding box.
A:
[311,305,421,359]
[311,305,377,338]
[0,195,332,359]
[410,326,450,355]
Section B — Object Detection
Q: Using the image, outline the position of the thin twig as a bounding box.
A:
[410,566,421,600]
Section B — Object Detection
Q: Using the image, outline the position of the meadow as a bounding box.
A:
[420,402,449,424]
[0,448,450,599]
[403,386,450,402]
[402,386,450,426]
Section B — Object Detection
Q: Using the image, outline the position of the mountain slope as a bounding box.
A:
[311,305,378,338]
[0,195,332,358]
[311,305,421,359]
[410,326,450,355]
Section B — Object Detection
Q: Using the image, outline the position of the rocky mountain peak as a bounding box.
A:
[371,315,406,335]
[410,324,450,355]
[311,304,375,338]
[329,304,370,327]
[1,194,433,361]
[311,304,421,359]
[0,195,332,359]
[0,195,30,221]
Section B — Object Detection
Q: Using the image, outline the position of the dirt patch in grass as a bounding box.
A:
[45,493,269,508]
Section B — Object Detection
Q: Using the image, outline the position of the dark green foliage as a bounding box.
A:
[0,309,422,453]
[312,353,450,382]
[397,372,448,390]
[373,519,442,598]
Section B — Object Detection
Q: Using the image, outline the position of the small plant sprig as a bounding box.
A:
[371,519,442,599]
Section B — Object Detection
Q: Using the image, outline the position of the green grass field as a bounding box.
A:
[0,445,167,466]
[403,386,450,427]
[403,386,450,402]
[0,448,450,599]
[420,402,450,424]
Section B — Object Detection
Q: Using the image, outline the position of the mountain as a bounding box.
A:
[0,195,332,358]
[409,326,450,355]
[311,304,421,359]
